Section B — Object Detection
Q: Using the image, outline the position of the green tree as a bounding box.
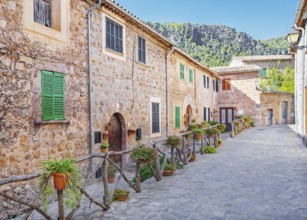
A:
[279,67,295,94]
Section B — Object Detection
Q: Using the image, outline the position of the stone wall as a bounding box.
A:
[218,72,261,125]
[260,92,294,126]
[0,0,91,218]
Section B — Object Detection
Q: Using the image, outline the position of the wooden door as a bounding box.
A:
[268,109,273,125]
[281,101,288,124]
[108,114,122,162]
[220,107,234,131]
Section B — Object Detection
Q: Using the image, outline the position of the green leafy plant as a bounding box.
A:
[131,144,155,163]
[204,146,217,154]
[193,128,204,134]
[165,135,181,148]
[114,188,129,196]
[192,118,196,123]
[108,165,117,177]
[164,163,176,171]
[206,128,219,137]
[201,121,210,128]
[100,143,109,149]
[237,115,243,119]
[209,121,219,126]
[39,158,82,211]
[217,139,222,144]
[188,123,198,130]
[217,124,226,132]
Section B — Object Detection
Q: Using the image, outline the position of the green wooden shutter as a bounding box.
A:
[42,70,54,120]
[260,68,267,78]
[180,64,185,80]
[189,69,193,83]
[175,107,180,128]
[53,73,65,120]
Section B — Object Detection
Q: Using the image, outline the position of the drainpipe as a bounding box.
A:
[288,51,297,130]
[294,24,305,137]
[165,46,175,137]
[87,0,102,172]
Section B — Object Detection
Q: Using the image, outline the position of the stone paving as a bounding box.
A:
[16,125,307,219]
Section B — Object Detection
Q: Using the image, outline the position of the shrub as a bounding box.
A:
[204,146,217,154]
[193,128,204,134]
[108,164,117,177]
[165,135,181,148]
[39,158,82,211]
[188,123,198,130]
[201,121,210,128]
[131,144,155,163]
[164,163,176,171]
[206,128,219,137]
[217,139,222,144]
[217,124,226,132]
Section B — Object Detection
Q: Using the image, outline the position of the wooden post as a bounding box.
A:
[102,158,110,205]
[57,190,65,220]
[153,145,161,181]
[171,147,175,166]
[231,122,235,138]
[135,161,141,192]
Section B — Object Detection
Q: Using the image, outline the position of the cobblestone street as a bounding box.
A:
[17,125,307,220]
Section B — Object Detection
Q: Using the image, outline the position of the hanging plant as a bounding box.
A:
[165,135,181,148]
[131,144,155,163]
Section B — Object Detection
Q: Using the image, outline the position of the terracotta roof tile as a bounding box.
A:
[210,65,262,74]
[232,55,292,62]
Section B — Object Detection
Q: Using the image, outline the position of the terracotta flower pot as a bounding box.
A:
[53,172,68,190]
[116,194,129,201]
[101,148,108,153]
[108,176,115,184]
[188,153,196,162]
[195,133,202,142]
[163,170,174,176]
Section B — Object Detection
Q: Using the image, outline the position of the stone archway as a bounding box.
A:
[184,105,193,126]
[108,113,127,163]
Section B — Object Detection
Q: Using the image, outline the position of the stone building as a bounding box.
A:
[289,0,307,145]
[211,55,294,129]
[0,0,219,218]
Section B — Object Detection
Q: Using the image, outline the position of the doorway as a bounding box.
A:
[184,105,192,126]
[281,101,288,124]
[108,113,126,163]
[267,109,273,125]
[220,107,234,131]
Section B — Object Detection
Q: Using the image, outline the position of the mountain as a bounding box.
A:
[146,22,288,67]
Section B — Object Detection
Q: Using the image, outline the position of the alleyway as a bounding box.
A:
[16,125,307,220]
[98,125,307,220]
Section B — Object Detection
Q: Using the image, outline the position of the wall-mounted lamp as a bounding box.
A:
[287,28,307,50]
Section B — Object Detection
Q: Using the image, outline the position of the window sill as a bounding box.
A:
[34,120,71,125]
[150,132,161,138]
[105,48,124,56]
[136,61,148,67]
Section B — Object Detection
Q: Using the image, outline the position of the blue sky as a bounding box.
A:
[114,0,299,40]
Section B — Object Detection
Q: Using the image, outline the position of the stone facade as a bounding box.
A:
[260,92,294,125]
[0,0,91,218]
[218,71,261,125]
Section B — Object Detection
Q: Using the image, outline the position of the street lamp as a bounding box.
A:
[287,29,300,45]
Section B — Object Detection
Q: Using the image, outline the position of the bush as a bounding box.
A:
[188,123,198,130]
[193,128,204,134]
[204,146,217,154]
[165,135,181,148]
[217,139,222,144]
[206,128,219,137]
[201,121,210,128]
[131,144,155,163]
[217,124,226,132]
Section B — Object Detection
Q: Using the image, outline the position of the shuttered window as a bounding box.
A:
[42,70,65,120]
[203,75,207,88]
[222,79,231,90]
[175,107,180,128]
[260,68,267,78]
[189,68,193,83]
[34,0,52,28]
[207,76,210,88]
[106,18,123,53]
[204,107,207,121]
[152,102,160,133]
[180,64,185,80]
[138,36,146,63]
[208,108,211,122]
[216,80,219,92]
[213,79,216,91]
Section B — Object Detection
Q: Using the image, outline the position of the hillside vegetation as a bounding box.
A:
[147,22,288,67]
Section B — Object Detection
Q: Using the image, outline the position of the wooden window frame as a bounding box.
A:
[175,106,181,128]
[222,78,231,91]
[138,36,146,64]
[106,17,123,54]
[189,68,193,83]
[180,63,185,80]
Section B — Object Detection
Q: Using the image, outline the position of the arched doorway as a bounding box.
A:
[184,105,192,126]
[108,113,126,163]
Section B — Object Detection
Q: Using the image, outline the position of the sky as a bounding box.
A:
[114,0,299,40]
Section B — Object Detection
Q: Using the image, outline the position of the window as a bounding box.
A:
[175,106,180,128]
[216,80,219,92]
[34,0,51,28]
[152,102,160,133]
[189,68,193,83]
[207,76,210,88]
[138,36,146,63]
[260,68,267,78]
[203,75,207,88]
[41,70,65,120]
[222,79,231,90]
[180,64,185,80]
[213,79,216,91]
[106,18,123,53]
[204,107,211,121]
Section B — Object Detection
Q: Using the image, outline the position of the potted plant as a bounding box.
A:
[114,188,129,201]
[163,163,176,176]
[39,158,82,210]
[217,138,222,146]
[188,152,196,162]
[204,146,217,154]
[165,135,181,148]
[217,124,226,132]
[131,144,155,163]
[107,164,117,184]
[193,128,203,142]
[100,143,109,153]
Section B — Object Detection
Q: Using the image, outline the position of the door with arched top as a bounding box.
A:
[184,105,192,127]
[108,113,125,162]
